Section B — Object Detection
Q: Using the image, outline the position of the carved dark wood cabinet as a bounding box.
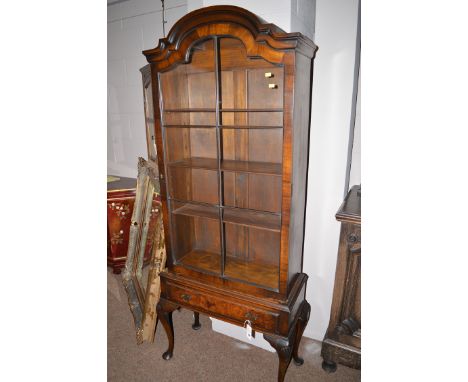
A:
[321,185,361,372]
[143,6,317,381]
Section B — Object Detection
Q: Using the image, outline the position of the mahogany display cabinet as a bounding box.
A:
[142,6,317,381]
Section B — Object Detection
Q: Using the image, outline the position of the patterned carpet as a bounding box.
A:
[108,269,361,381]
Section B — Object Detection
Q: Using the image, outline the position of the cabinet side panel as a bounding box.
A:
[150,67,173,263]
[288,53,312,290]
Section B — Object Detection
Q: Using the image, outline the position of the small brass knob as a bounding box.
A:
[268,84,277,89]
[264,72,273,78]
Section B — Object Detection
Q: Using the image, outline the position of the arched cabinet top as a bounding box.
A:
[142,5,317,70]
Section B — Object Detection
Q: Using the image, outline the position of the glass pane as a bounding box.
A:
[223,172,281,213]
[159,38,216,113]
[224,222,280,290]
[219,37,284,127]
[171,201,221,275]
[143,83,157,161]
[164,111,216,126]
[158,36,287,289]
[168,167,219,205]
[222,128,283,164]
[217,37,284,290]
[165,127,217,163]
[159,38,221,276]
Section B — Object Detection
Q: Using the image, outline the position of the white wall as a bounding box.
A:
[107,0,188,177]
[349,73,361,187]
[303,0,360,340]
[291,0,316,40]
[189,0,315,39]
[196,0,292,31]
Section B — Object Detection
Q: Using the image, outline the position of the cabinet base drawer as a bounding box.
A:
[165,280,280,334]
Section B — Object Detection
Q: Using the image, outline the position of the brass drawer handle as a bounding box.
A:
[245,311,258,322]
[181,293,191,302]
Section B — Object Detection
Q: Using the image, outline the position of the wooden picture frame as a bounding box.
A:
[122,157,165,344]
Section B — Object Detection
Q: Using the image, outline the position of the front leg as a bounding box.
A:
[156,299,179,360]
[292,300,311,366]
[264,334,293,382]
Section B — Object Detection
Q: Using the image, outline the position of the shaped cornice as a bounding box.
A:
[142,5,317,69]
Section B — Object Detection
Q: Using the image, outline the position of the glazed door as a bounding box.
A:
[141,65,158,163]
[158,37,284,291]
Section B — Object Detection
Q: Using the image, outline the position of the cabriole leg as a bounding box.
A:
[292,300,311,366]
[264,334,293,382]
[156,299,179,360]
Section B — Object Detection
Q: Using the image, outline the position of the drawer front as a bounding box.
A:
[166,282,279,333]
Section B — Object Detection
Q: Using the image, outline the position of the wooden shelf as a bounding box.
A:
[168,157,218,171]
[222,159,281,176]
[172,203,219,221]
[171,200,281,231]
[223,208,281,232]
[168,157,282,176]
[179,250,279,289]
[179,250,221,275]
[224,256,279,290]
